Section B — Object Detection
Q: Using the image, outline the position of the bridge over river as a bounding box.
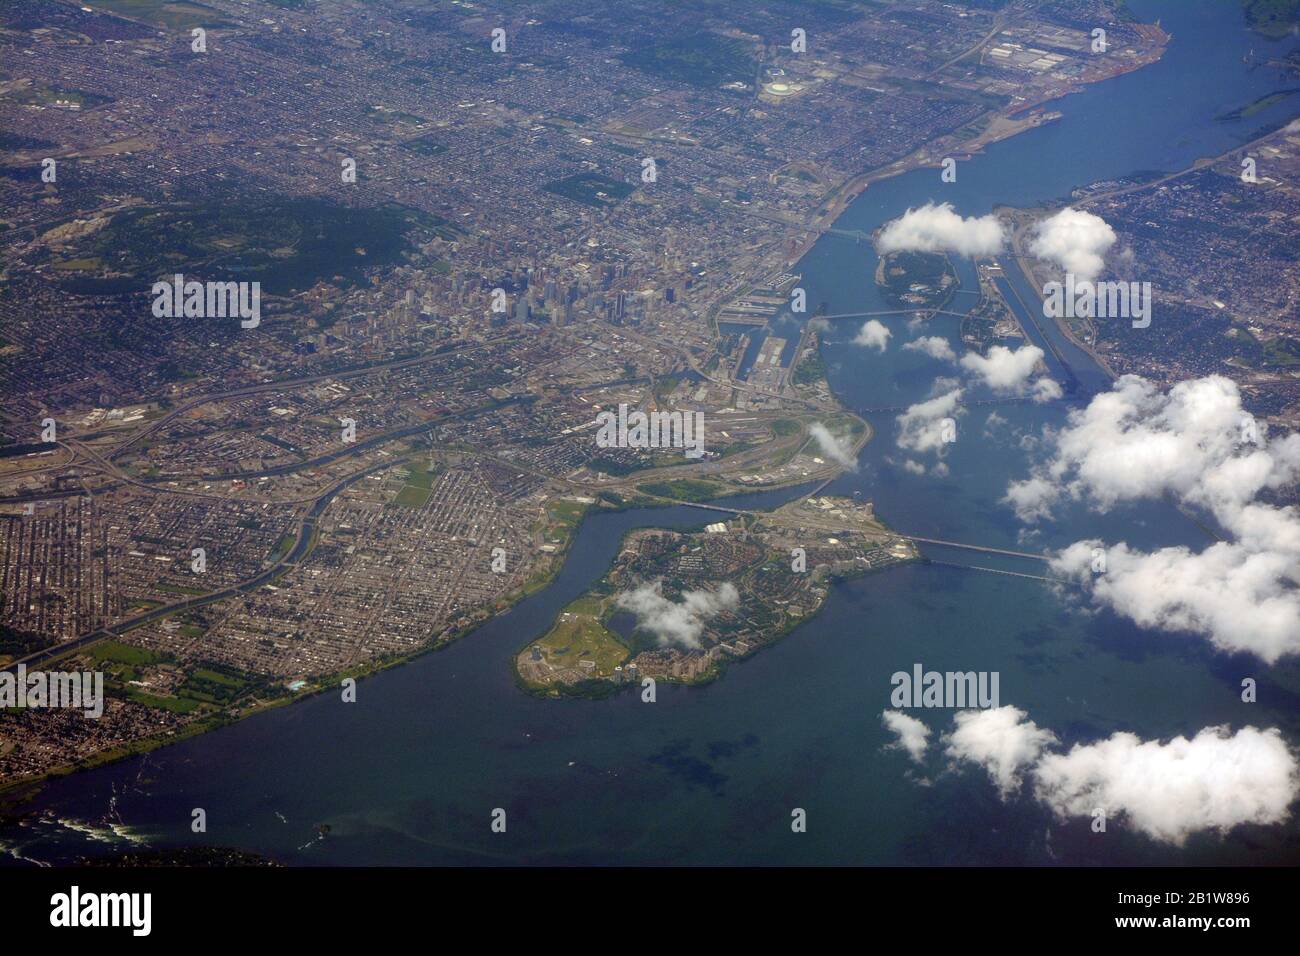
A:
[671,500,1051,563]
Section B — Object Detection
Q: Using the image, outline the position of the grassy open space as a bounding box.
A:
[179,667,249,704]
[393,485,431,508]
[89,640,162,667]
[125,691,203,714]
[84,640,259,715]
[639,478,729,502]
[542,173,635,208]
[391,461,440,508]
[3,83,112,110]
[532,595,628,677]
[268,534,295,562]
[545,497,588,530]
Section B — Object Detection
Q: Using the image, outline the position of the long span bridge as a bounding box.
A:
[672,500,1051,564]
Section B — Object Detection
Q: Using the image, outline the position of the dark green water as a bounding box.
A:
[4,1,1299,866]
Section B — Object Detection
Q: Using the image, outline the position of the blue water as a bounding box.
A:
[4,1,1299,866]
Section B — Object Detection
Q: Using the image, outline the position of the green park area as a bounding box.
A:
[639,478,728,502]
[543,173,635,207]
[392,462,441,508]
[529,595,629,678]
[620,33,756,89]
[54,196,455,298]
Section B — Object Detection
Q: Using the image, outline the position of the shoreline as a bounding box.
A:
[995,113,1300,387]
[0,7,1174,806]
[513,495,916,700]
[0,419,865,799]
[780,22,1171,270]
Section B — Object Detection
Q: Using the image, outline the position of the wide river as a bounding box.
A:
[5,0,1300,866]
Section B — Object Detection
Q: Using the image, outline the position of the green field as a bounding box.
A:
[89,640,162,667]
[532,596,628,677]
[1227,327,1300,369]
[540,497,589,546]
[392,462,440,508]
[1263,336,1300,367]
[126,691,203,714]
[51,257,104,272]
[179,667,249,704]
[2,84,113,110]
[268,534,295,562]
[639,478,728,502]
[85,638,260,714]
[653,375,682,402]
[86,640,166,688]
[403,462,441,489]
[546,498,588,523]
[393,486,431,508]
[89,641,257,713]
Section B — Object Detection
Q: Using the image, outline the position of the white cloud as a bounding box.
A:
[1031,376,1063,403]
[1008,376,1300,517]
[1051,537,1300,663]
[960,343,1046,393]
[808,422,859,471]
[896,387,963,455]
[1003,476,1057,523]
[614,581,739,650]
[943,706,1057,797]
[854,319,892,352]
[1033,725,1299,846]
[937,707,1300,846]
[1029,207,1116,283]
[901,459,927,476]
[877,202,1005,257]
[882,710,930,763]
[1008,374,1300,662]
[903,335,956,361]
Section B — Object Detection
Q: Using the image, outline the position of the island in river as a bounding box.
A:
[515,495,917,696]
[875,250,960,311]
